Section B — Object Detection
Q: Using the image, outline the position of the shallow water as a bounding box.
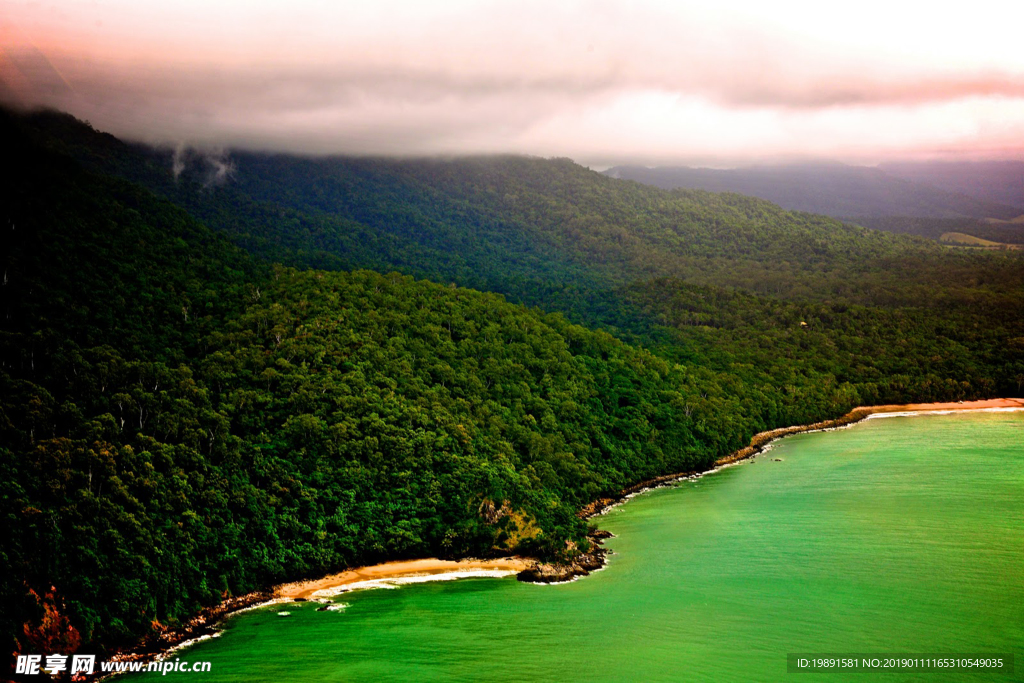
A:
[138,412,1023,681]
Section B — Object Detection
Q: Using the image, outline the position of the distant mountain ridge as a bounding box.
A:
[604,163,1021,220]
[880,160,1024,209]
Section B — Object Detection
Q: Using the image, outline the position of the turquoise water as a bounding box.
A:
[141,412,1023,681]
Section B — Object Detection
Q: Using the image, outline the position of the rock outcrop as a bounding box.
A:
[517,530,613,584]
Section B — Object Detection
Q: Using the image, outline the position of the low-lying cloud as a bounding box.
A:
[4,0,1024,165]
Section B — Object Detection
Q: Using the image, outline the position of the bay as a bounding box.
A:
[141,411,1023,682]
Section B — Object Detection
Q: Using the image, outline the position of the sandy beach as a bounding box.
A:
[858,398,1024,414]
[275,557,532,599]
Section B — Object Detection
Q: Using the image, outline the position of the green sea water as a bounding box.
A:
[142,411,1023,682]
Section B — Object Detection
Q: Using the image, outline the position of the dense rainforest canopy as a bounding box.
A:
[2,109,1023,660]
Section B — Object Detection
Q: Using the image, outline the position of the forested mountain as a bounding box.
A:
[881,160,1024,209]
[19,110,1021,314]
[604,163,1020,220]
[3,109,1024,663]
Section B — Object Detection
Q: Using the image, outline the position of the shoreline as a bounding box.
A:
[577,398,1024,519]
[716,397,1024,467]
[523,398,1024,581]
[101,397,1023,673]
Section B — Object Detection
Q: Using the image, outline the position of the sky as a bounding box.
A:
[3,0,1024,167]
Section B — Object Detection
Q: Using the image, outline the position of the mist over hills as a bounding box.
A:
[603,163,1021,221]
[879,161,1024,210]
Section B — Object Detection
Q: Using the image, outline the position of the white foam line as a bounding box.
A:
[156,632,221,659]
[309,569,520,598]
[529,576,580,586]
[592,458,749,518]
[226,596,294,616]
[132,596,295,664]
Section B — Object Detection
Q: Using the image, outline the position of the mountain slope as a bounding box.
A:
[19,110,964,312]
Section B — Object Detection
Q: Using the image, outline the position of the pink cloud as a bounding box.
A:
[3,0,1024,164]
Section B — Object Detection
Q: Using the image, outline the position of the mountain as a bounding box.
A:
[603,163,1021,220]
[3,108,1024,662]
[880,161,1024,209]
[17,110,990,313]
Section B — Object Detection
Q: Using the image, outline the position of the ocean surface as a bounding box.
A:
[139,411,1023,681]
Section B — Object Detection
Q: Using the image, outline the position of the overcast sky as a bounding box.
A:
[3,0,1024,166]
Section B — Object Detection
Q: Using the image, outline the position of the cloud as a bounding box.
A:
[202,150,235,188]
[3,0,1024,164]
[171,143,186,180]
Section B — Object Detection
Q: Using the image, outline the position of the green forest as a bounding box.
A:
[3,109,1023,660]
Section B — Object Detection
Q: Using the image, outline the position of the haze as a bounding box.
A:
[3,0,1024,166]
